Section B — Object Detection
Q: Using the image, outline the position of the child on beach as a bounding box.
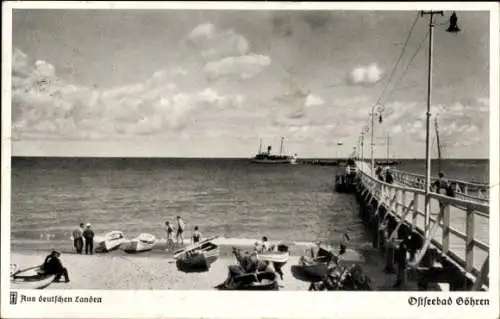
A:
[176,216,185,245]
[192,226,202,244]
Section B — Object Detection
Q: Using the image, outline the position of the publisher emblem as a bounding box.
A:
[10,291,18,305]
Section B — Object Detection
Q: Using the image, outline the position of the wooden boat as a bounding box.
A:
[175,241,220,273]
[291,244,336,283]
[11,265,56,289]
[123,233,157,253]
[259,251,289,267]
[95,230,126,253]
[173,235,219,259]
[215,271,279,290]
[291,263,329,283]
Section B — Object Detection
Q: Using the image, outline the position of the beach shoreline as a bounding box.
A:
[10,238,379,290]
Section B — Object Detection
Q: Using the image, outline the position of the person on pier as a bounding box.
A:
[433,172,449,195]
[385,168,394,184]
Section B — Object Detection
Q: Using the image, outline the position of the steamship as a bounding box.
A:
[250,137,298,165]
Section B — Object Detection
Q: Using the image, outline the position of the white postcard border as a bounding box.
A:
[1,2,499,318]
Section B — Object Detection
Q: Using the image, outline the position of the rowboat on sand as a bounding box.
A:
[214,270,279,290]
[94,230,126,253]
[123,233,157,253]
[10,265,56,289]
[175,241,220,273]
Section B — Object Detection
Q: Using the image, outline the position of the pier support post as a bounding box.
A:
[465,208,475,273]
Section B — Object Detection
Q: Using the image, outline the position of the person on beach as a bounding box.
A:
[192,226,202,244]
[261,236,271,252]
[82,223,95,255]
[221,249,273,287]
[339,233,350,255]
[72,223,84,254]
[164,221,173,242]
[42,250,70,283]
[176,216,185,245]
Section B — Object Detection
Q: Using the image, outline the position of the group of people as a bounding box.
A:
[71,223,95,255]
[432,172,456,198]
[164,216,202,247]
[375,166,394,184]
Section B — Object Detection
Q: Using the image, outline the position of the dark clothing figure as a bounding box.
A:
[42,252,69,282]
[74,238,84,254]
[385,171,394,184]
[433,176,449,195]
[339,244,347,255]
[376,167,384,181]
[83,227,95,255]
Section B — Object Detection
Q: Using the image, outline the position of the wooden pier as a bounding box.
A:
[336,161,490,291]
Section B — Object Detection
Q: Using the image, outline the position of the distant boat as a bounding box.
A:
[251,137,298,164]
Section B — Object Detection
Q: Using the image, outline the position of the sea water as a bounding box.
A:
[10,157,489,253]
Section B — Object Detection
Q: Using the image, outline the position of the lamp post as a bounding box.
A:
[370,104,384,176]
[420,10,459,238]
[421,10,442,238]
[362,125,369,164]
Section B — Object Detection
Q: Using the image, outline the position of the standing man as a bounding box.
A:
[82,223,95,255]
[72,223,84,254]
[176,216,185,245]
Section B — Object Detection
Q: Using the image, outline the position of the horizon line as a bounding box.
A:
[10,155,490,160]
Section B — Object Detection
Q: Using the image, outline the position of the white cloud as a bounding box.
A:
[305,94,324,107]
[185,23,270,81]
[203,54,270,81]
[348,63,383,86]
[11,47,248,141]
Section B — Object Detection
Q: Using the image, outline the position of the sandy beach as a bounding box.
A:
[11,239,397,290]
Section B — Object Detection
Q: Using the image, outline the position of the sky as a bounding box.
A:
[10,9,491,158]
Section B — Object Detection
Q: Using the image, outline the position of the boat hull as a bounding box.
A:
[215,271,279,291]
[291,263,329,283]
[176,250,219,273]
[250,159,295,164]
[259,252,289,264]
[124,233,157,253]
[11,266,56,289]
[95,231,126,253]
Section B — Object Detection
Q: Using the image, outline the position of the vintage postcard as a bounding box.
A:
[1,1,499,318]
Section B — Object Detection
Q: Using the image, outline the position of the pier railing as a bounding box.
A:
[390,168,489,204]
[355,161,489,289]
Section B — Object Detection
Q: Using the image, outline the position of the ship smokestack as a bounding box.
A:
[267,145,272,155]
[280,137,284,156]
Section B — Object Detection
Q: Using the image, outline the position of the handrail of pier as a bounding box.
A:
[391,167,490,202]
[355,161,490,288]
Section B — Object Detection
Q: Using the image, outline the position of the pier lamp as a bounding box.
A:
[370,104,385,176]
[362,125,369,163]
[446,12,461,33]
[420,10,460,238]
